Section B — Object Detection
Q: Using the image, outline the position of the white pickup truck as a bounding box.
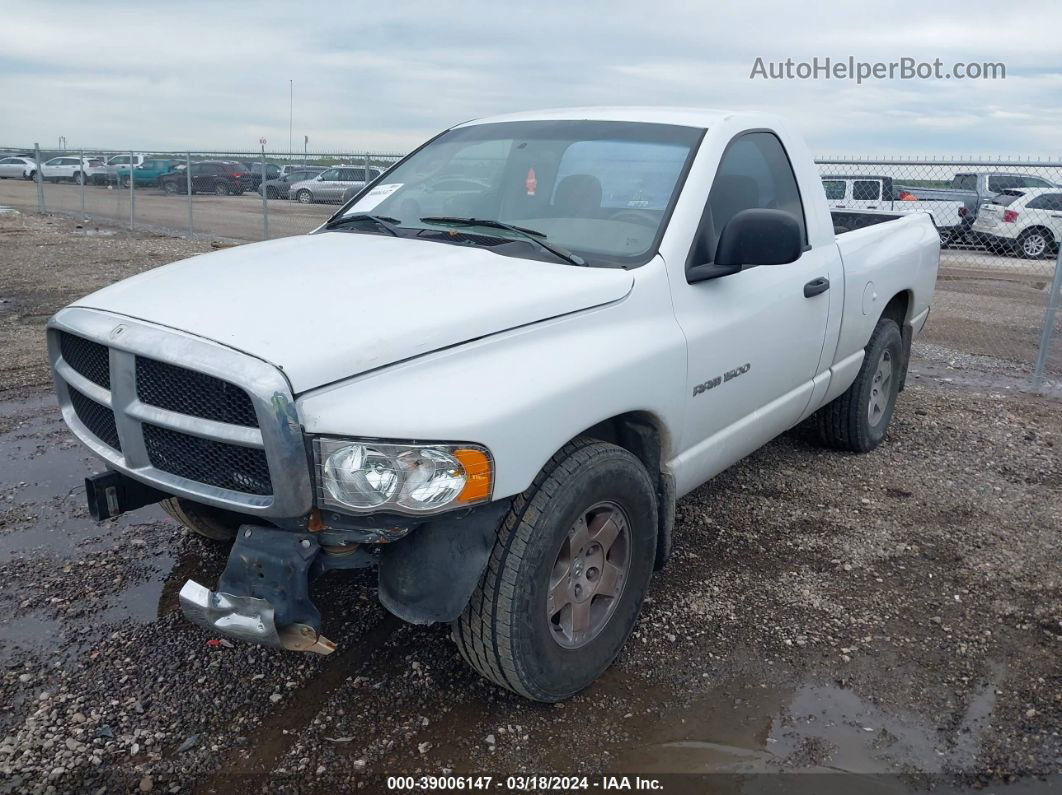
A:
[47,108,938,702]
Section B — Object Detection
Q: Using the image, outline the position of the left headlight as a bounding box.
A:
[314,438,493,516]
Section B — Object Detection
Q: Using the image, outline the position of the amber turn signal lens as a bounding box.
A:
[453,448,492,504]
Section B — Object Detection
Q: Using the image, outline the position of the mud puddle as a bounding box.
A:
[0,391,179,662]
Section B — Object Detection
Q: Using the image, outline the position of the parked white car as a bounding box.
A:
[822,175,965,244]
[0,156,37,180]
[48,108,939,701]
[40,156,109,184]
[289,165,382,204]
[971,187,1062,258]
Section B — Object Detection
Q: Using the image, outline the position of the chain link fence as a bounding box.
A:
[0,145,403,242]
[0,145,1058,387]
[814,159,1062,389]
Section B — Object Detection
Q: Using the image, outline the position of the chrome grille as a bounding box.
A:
[68,387,121,451]
[136,356,258,427]
[142,424,272,495]
[59,332,110,389]
[49,308,313,518]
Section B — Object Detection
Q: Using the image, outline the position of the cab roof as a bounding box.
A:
[457,106,753,130]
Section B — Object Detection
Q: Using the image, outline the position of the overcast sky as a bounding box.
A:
[2,0,1059,157]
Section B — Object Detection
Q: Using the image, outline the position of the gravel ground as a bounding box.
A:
[0,211,1059,793]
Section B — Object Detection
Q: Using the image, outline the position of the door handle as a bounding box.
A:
[804,277,830,298]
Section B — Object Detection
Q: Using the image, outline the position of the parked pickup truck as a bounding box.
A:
[896,172,1057,235]
[821,174,965,245]
[47,108,939,702]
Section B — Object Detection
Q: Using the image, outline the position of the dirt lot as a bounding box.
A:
[0,212,1059,794]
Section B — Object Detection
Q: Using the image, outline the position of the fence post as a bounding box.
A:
[1032,244,1062,389]
[33,142,45,213]
[260,143,269,241]
[186,151,193,239]
[79,148,86,218]
[128,150,135,231]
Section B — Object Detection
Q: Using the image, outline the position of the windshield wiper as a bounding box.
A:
[419,216,586,266]
[325,213,402,237]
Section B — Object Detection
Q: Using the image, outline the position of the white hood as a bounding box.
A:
[75,231,634,393]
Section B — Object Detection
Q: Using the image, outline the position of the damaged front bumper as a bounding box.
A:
[178,524,337,655]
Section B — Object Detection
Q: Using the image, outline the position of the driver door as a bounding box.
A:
[670,132,840,490]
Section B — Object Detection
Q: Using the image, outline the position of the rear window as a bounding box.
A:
[989,190,1025,206]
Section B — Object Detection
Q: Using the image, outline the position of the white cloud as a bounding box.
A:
[0,0,1058,157]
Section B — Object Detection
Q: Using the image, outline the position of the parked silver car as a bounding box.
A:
[258,167,327,199]
[289,166,382,204]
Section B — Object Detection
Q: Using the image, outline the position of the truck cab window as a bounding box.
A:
[822,180,845,200]
[702,131,807,262]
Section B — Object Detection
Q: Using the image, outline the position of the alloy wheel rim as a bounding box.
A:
[546,500,631,649]
[1024,235,1046,257]
[868,349,893,427]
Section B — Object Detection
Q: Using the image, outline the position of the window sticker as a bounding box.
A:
[349,183,403,212]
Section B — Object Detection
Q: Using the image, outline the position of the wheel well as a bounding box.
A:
[577,411,666,477]
[880,290,910,328]
[1021,225,1056,243]
[574,411,675,570]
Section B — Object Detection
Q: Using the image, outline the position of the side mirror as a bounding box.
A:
[687,209,802,283]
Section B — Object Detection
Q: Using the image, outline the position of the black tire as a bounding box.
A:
[160,497,239,541]
[266,186,278,199]
[26,170,35,181]
[1017,228,1052,260]
[163,179,179,194]
[214,181,231,196]
[72,171,84,185]
[453,439,657,702]
[815,318,903,453]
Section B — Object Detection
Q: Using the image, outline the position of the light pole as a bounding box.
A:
[289,80,293,161]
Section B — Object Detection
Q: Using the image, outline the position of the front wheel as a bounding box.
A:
[814,318,903,453]
[296,189,313,204]
[453,439,657,702]
[160,497,239,541]
[163,179,179,194]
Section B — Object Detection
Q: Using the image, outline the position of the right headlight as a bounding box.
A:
[314,438,493,516]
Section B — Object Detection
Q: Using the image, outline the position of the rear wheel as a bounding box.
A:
[814,318,903,453]
[296,189,313,204]
[163,179,179,194]
[453,439,657,702]
[1018,228,1052,259]
[160,497,239,541]
[214,181,231,196]
[73,171,85,185]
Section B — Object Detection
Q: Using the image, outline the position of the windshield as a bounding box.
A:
[333,120,703,267]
